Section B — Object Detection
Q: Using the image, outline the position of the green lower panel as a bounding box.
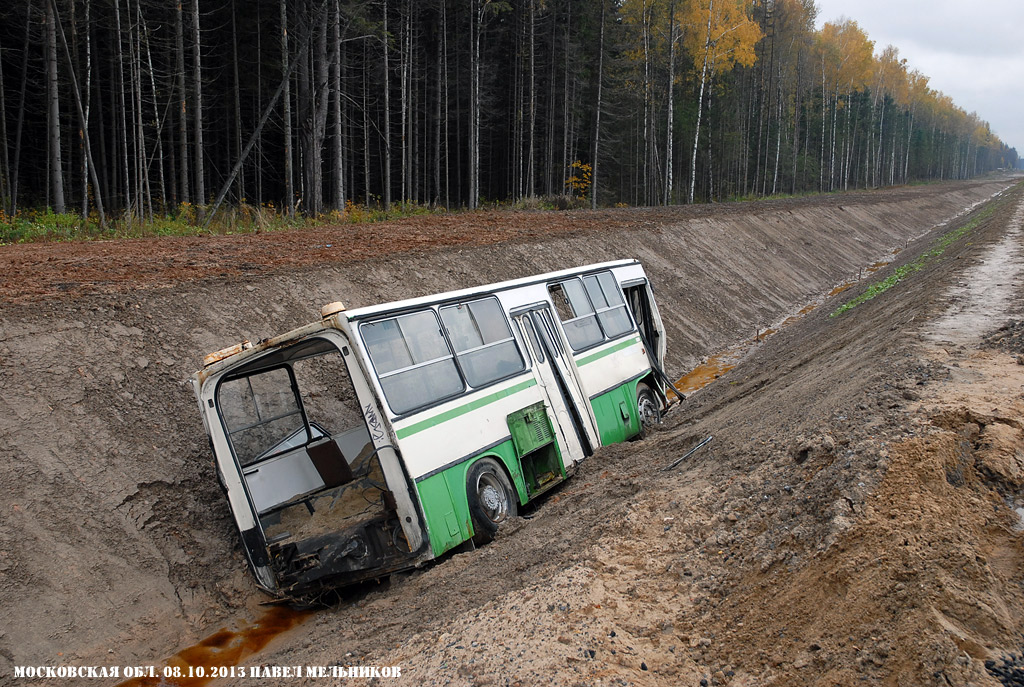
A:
[415,439,529,557]
[590,379,642,446]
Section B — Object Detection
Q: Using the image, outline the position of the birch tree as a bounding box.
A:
[684,0,761,203]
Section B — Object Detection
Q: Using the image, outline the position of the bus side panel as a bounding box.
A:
[572,335,651,444]
[590,379,643,445]
[415,440,526,557]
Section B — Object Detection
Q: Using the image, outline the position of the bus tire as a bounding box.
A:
[466,458,517,544]
[636,382,661,434]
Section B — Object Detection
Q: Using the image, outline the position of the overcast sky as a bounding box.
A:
[813,0,1024,152]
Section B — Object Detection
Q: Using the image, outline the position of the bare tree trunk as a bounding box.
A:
[526,0,535,198]
[129,2,151,221]
[80,0,92,218]
[332,0,345,211]
[561,2,571,195]
[641,0,651,203]
[232,0,244,203]
[544,5,556,197]
[0,30,11,215]
[142,17,167,213]
[362,40,371,205]
[903,108,914,182]
[689,0,713,204]
[176,0,189,207]
[771,71,782,195]
[298,10,312,212]
[589,0,604,210]
[298,4,331,216]
[381,0,392,208]
[791,59,801,195]
[280,0,294,216]
[511,6,522,200]
[399,1,408,204]
[468,0,479,209]
[191,0,205,209]
[46,0,66,213]
[433,1,443,206]
[442,0,450,208]
[706,69,715,200]
[255,2,263,203]
[663,0,675,206]
[819,57,825,192]
[10,3,32,217]
[828,89,838,191]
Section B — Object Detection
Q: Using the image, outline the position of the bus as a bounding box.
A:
[192,259,668,600]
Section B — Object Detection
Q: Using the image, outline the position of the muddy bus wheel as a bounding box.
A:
[637,382,661,434]
[467,458,517,545]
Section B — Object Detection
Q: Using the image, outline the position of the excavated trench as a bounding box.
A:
[0,177,1018,678]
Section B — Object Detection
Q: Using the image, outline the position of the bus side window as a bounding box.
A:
[361,311,464,415]
[583,272,633,338]
[440,298,525,388]
[548,280,603,350]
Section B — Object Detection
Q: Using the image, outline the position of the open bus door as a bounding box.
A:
[513,308,595,469]
[623,279,668,398]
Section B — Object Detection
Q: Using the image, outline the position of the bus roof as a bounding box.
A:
[344,258,641,321]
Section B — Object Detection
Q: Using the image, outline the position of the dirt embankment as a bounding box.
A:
[0,177,1017,680]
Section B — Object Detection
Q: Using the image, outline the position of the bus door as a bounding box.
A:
[514,307,595,469]
[624,279,666,362]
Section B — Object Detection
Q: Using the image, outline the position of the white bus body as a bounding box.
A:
[192,259,667,599]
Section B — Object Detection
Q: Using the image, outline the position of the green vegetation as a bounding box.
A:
[830,198,1005,317]
[0,201,439,245]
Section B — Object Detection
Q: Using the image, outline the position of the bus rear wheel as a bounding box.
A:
[467,458,517,545]
[637,382,661,434]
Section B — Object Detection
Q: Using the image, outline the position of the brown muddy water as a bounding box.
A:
[117,607,310,687]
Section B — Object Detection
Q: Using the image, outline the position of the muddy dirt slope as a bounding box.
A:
[255,176,1024,687]
[0,177,1015,678]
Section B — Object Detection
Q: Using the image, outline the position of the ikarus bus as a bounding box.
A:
[192,259,669,599]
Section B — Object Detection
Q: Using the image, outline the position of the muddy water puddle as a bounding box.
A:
[925,196,1024,346]
[673,318,814,396]
[118,607,310,687]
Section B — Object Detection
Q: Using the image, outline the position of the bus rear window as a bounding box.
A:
[219,367,306,466]
[361,311,464,415]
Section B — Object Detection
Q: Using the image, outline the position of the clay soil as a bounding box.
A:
[4,177,1024,687]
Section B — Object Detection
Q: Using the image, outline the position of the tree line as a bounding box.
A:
[0,0,1017,225]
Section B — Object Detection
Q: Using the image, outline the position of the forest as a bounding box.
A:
[0,0,1018,235]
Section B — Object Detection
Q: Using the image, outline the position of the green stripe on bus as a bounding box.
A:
[576,336,640,367]
[396,378,538,439]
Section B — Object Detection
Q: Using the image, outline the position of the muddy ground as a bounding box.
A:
[2,177,1022,686]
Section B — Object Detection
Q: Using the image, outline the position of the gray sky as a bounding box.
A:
[813,0,1024,153]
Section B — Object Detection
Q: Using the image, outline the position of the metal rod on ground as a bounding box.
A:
[663,435,713,471]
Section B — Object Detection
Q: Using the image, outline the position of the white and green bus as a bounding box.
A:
[192,259,668,599]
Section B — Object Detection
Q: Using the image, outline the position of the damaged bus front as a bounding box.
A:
[192,315,430,600]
